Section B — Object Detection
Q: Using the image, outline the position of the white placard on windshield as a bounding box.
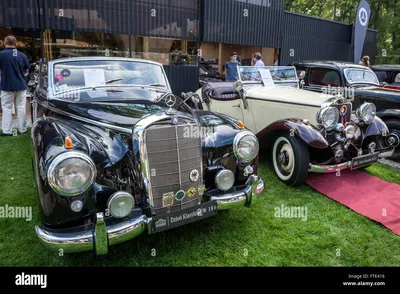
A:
[259,69,275,86]
[84,68,105,87]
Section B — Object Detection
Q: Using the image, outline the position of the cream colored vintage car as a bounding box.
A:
[182,66,398,186]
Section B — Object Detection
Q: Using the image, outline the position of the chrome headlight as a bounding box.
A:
[215,169,235,191]
[107,192,135,218]
[47,151,97,196]
[356,102,376,124]
[318,107,339,131]
[233,131,259,163]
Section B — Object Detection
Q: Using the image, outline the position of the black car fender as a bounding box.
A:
[376,109,400,120]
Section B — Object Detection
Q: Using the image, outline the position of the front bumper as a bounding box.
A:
[308,149,394,173]
[35,175,265,255]
[209,174,265,210]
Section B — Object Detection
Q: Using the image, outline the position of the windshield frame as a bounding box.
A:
[237,65,299,87]
[343,67,380,86]
[48,58,171,99]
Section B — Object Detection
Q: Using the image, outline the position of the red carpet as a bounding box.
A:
[306,169,400,235]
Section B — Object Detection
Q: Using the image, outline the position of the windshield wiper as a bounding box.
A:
[92,78,123,90]
[147,83,166,87]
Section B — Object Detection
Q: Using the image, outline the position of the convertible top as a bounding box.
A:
[202,81,240,99]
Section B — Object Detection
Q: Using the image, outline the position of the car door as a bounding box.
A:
[208,95,246,124]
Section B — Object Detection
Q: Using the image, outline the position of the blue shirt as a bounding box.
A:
[0,48,30,92]
[225,61,241,81]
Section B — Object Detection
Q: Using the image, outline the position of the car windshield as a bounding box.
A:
[52,60,168,94]
[344,68,379,86]
[238,66,299,88]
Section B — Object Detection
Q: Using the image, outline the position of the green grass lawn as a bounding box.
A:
[1,132,400,266]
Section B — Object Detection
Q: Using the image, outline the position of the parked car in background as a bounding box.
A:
[370,64,400,91]
[30,57,265,255]
[184,65,398,186]
[199,61,224,87]
[292,61,400,160]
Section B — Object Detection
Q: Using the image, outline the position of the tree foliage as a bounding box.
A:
[284,0,400,64]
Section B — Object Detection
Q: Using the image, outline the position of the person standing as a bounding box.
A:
[0,36,30,136]
[252,52,265,66]
[224,52,241,82]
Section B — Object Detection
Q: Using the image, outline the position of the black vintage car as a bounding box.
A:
[370,64,400,91]
[30,57,265,255]
[292,61,400,160]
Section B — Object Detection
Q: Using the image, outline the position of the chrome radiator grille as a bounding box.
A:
[144,123,203,215]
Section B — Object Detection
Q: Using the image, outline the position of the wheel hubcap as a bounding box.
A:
[278,144,294,173]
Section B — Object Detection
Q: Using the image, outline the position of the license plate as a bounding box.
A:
[150,201,218,234]
[350,152,379,170]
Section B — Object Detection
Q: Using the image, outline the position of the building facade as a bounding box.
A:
[0,0,377,94]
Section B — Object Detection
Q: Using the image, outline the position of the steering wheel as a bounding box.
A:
[125,77,148,84]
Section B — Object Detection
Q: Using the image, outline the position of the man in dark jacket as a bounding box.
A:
[0,35,30,136]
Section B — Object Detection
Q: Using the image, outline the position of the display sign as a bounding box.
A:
[354,0,371,63]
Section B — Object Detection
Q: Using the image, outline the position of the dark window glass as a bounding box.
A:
[310,69,341,87]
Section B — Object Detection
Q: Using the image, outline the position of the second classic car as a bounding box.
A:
[30,57,265,255]
[292,60,400,160]
[186,65,398,186]
[370,64,400,91]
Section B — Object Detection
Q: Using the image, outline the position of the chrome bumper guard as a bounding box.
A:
[35,176,265,254]
[308,149,394,173]
[209,174,265,210]
[35,214,149,255]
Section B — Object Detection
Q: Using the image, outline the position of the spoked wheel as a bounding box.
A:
[383,119,400,161]
[272,134,310,186]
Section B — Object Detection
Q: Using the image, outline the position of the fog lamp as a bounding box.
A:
[215,169,235,191]
[71,200,83,212]
[107,192,135,218]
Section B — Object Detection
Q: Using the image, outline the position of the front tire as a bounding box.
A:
[384,119,400,161]
[272,134,310,186]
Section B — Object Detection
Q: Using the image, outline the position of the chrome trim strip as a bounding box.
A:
[175,126,183,210]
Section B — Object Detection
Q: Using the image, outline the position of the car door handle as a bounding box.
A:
[232,103,240,107]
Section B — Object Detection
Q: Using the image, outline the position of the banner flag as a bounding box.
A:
[354,0,371,63]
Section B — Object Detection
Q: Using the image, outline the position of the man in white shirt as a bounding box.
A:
[252,52,265,66]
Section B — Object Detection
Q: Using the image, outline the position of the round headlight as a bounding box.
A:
[47,151,97,196]
[107,192,135,218]
[318,107,339,131]
[215,169,235,191]
[233,131,259,163]
[234,81,243,91]
[357,102,376,124]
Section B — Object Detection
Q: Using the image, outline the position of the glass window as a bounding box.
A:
[310,69,341,87]
[40,63,48,90]
[52,59,168,95]
[48,30,130,59]
[132,36,198,66]
[344,68,379,86]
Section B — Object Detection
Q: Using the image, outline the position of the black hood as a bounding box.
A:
[48,88,195,129]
